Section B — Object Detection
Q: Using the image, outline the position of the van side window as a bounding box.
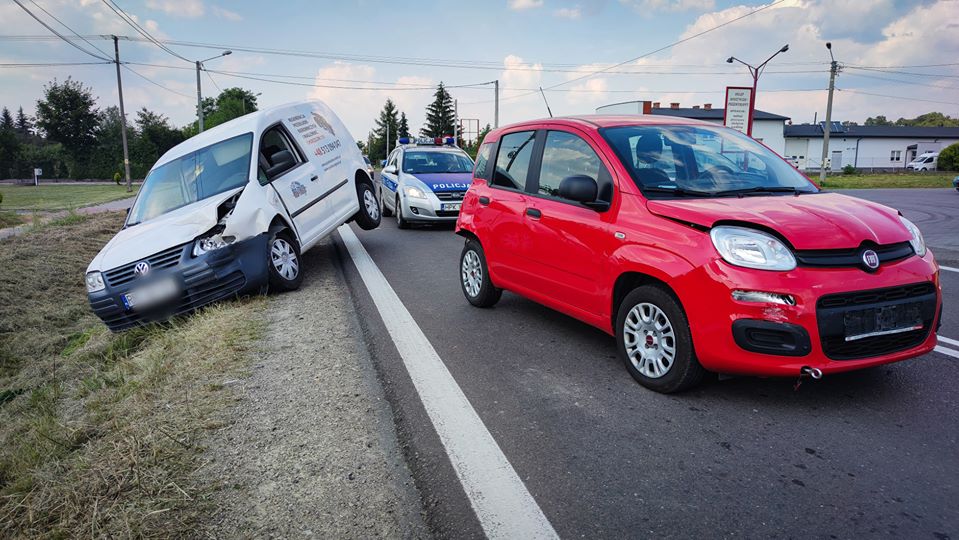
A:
[258,125,304,184]
[537,131,610,200]
[474,142,494,180]
[492,131,536,191]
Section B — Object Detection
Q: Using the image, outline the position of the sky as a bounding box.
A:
[1,0,957,143]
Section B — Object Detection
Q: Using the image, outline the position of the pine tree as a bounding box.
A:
[14,106,32,136]
[0,107,13,132]
[421,83,455,137]
[371,99,400,162]
[398,112,410,139]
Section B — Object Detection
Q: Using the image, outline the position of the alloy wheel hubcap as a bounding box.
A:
[623,302,676,379]
[364,189,379,220]
[462,250,482,297]
[271,238,299,281]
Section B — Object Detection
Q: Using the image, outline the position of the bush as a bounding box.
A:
[113,172,121,185]
[938,143,959,171]
[842,164,857,175]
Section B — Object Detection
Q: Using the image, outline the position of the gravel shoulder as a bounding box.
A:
[196,237,429,538]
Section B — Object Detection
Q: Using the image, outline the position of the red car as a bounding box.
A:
[455,116,942,393]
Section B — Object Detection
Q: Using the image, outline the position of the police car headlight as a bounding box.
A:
[403,186,427,199]
[85,271,105,293]
[193,234,234,257]
[899,216,926,257]
[710,226,796,271]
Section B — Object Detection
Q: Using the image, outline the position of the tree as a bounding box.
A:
[14,107,32,137]
[398,112,411,138]
[370,99,400,162]
[215,87,258,114]
[465,123,491,159]
[0,129,20,179]
[183,87,259,135]
[0,108,12,131]
[864,115,892,126]
[421,82,455,137]
[35,78,99,176]
[938,142,959,171]
[136,108,183,159]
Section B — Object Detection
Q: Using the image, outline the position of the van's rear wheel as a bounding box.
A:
[267,231,303,292]
[616,285,705,393]
[353,181,381,230]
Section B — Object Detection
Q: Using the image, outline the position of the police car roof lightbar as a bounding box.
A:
[399,136,457,147]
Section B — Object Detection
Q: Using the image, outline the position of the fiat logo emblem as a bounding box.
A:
[862,249,880,270]
[134,261,150,277]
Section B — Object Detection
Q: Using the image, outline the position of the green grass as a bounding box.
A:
[0,211,25,228]
[0,184,138,211]
[0,211,265,537]
[820,172,956,189]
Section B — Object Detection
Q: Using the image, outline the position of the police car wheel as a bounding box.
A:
[380,187,393,217]
[267,231,303,292]
[353,182,381,231]
[396,195,410,229]
[460,239,501,308]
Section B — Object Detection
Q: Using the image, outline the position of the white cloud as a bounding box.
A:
[554,6,582,18]
[211,5,242,21]
[145,0,204,18]
[620,0,715,14]
[508,0,544,10]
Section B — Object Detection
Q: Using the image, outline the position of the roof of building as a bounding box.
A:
[785,123,959,139]
[648,107,790,121]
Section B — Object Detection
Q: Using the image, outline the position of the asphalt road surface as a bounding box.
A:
[334,186,958,539]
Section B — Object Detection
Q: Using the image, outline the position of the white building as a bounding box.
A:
[595,101,790,155]
[784,123,959,171]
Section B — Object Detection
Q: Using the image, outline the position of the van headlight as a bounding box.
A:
[193,234,234,257]
[899,216,926,257]
[85,271,105,293]
[710,226,796,271]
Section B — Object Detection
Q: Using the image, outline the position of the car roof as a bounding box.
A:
[402,146,467,153]
[484,114,716,140]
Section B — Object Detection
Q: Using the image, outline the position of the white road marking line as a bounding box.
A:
[940,265,959,274]
[938,335,959,348]
[935,346,959,360]
[337,225,559,540]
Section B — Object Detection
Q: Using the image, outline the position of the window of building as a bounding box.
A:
[890,150,901,162]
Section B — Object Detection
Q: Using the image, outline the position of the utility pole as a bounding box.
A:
[195,51,232,133]
[454,99,459,143]
[494,79,499,128]
[819,42,839,185]
[112,36,132,192]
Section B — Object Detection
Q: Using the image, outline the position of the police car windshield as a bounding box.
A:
[402,151,473,174]
[128,133,253,225]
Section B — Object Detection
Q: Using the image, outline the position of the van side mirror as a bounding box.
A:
[559,175,610,211]
[265,150,296,178]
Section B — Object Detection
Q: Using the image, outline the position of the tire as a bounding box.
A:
[460,238,502,308]
[353,181,381,231]
[380,187,393,217]
[616,285,705,393]
[395,195,410,229]
[267,230,303,292]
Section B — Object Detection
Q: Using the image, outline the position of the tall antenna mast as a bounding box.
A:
[539,87,553,118]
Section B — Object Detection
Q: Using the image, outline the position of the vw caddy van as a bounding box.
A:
[86,101,380,331]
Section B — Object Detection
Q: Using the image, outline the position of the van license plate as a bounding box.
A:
[844,303,922,342]
[121,278,179,311]
[442,203,461,211]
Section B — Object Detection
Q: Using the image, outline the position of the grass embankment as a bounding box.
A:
[0,211,264,537]
[821,172,955,189]
[0,212,25,228]
[0,184,138,211]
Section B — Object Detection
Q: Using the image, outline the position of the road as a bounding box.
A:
[335,186,959,538]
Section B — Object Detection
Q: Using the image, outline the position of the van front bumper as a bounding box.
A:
[87,233,270,332]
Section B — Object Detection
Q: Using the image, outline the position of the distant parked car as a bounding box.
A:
[907,152,939,171]
[953,175,959,192]
[85,100,381,331]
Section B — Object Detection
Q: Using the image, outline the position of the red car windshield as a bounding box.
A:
[600,125,818,198]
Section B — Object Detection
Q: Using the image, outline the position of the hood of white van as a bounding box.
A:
[87,188,242,273]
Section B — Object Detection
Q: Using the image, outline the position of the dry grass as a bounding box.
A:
[0,212,24,229]
[0,211,265,537]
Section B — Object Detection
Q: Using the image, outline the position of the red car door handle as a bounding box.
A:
[526,208,542,219]
[479,196,490,206]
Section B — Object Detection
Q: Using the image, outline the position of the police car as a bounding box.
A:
[378,137,475,228]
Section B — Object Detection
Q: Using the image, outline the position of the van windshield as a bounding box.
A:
[600,125,818,198]
[127,133,253,225]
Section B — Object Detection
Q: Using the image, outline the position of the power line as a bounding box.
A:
[0,61,111,67]
[206,69,222,93]
[841,70,959,91]
[122,65,193,98]
[9,0,111,61]
[26,0,113,60]
[837,88,959,106]
[99,0,192,63]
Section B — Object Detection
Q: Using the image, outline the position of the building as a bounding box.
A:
[595,101,790,154]
[784,123,959,171]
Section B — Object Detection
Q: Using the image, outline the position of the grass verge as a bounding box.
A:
[0,184,138,212]
[0,211,265,537]
[820,172,956,189]
[0,211,25,229]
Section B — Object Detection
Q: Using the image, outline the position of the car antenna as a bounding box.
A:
[539,87,553,118]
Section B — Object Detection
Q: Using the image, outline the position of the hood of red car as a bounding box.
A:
[646,192,911,250]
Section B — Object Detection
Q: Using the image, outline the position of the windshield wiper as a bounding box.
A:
[642,186,717,197]
[717,186,807,196]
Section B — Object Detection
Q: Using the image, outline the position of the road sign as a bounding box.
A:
[723,86,753,135]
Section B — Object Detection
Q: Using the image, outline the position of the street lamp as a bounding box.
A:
[196,50,232,133]
[726,44,789,136]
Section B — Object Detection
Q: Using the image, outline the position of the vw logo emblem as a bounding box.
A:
[862,249,880,270]
[134,261,150,277]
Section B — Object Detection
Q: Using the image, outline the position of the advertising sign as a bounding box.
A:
[723,86,753,135]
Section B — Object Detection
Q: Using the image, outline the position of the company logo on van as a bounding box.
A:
[312,113,335,136]
[290,181,307,198]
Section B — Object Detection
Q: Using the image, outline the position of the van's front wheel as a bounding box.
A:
[267,231,303,292]
[353,181,381,230]
[616,285,705,393]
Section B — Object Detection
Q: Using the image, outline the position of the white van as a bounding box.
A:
[85,100,380,331]
[907,151,939,171]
